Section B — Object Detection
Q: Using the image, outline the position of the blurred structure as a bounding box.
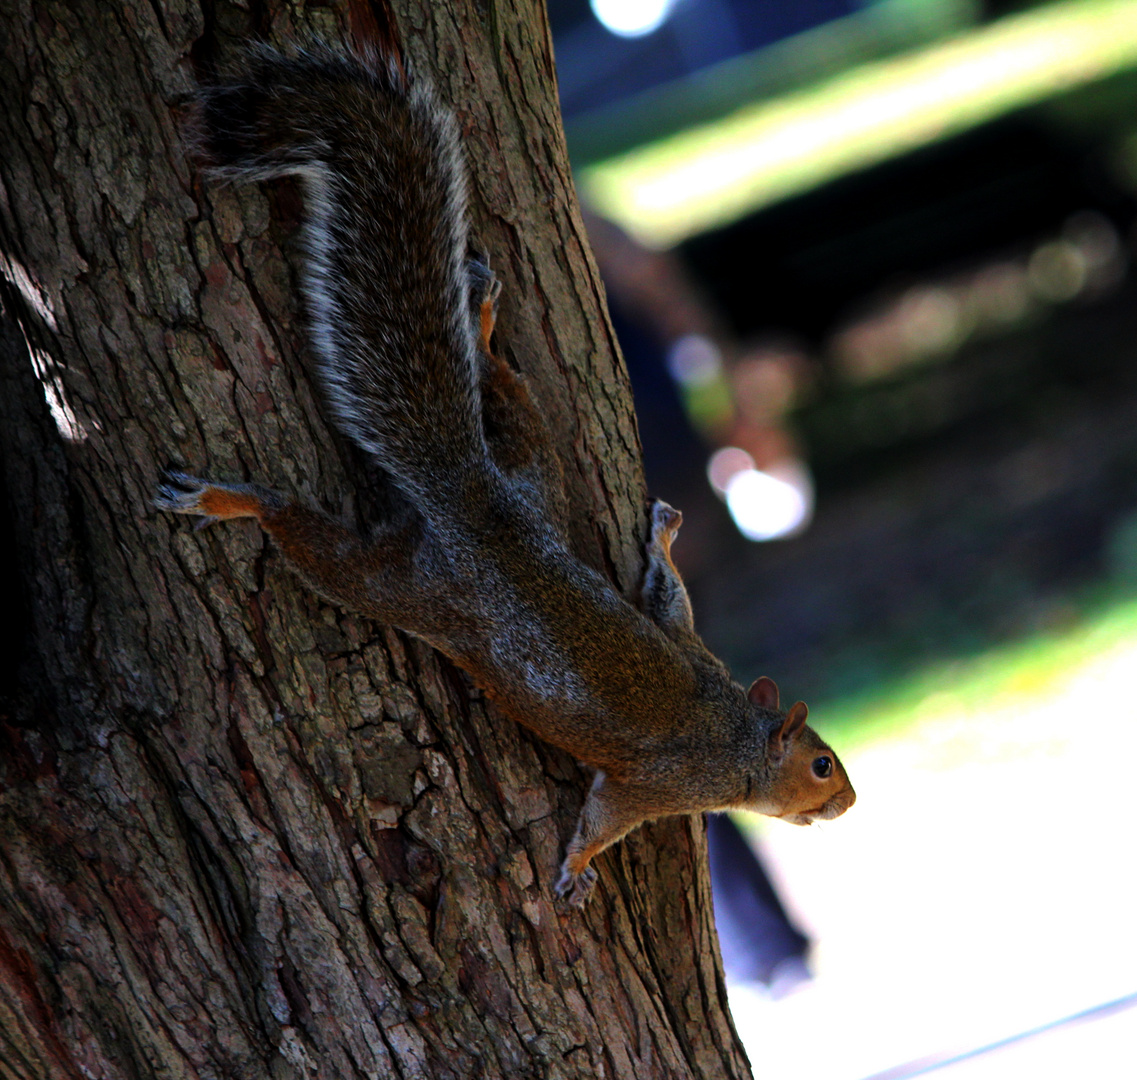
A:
[554,0,1137,697]
[586,209,817,548]
[552,0,976,145]
[707,814,812,994]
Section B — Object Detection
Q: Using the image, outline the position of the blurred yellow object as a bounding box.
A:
[583,0,1137,246]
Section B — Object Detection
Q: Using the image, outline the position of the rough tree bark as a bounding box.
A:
[0,0,753,1077]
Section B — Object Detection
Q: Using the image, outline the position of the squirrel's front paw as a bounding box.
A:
[554,862,598,908]
[649,498,682,538]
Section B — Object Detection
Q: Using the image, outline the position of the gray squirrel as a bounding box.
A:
[157,41,855,907]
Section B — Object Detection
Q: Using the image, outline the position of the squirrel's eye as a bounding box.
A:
[812,756,833,779]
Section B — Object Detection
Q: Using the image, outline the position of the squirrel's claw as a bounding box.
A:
[554,862,598,908]
[156,472,208,512]
[155,472,220,526]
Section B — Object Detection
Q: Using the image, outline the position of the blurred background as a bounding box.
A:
[550,0,1137,1075]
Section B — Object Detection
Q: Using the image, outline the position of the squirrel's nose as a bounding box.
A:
[818,788,855,819]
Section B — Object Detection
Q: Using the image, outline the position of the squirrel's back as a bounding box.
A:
[198,45,487,509]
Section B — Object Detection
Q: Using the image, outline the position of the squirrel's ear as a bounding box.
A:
[768,701,809,761]
[747,676,780,711]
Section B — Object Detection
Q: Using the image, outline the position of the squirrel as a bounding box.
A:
[157,41,855,907]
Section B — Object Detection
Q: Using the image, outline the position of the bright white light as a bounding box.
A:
[1,253,58,331]
[591,0,675,38]
[707,446,755,496]
[29,348,87,442]
[725,464,812,541]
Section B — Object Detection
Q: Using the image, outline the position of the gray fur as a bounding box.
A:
[198,45,485,512]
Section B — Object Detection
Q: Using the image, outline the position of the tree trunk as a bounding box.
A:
[0,1,752,1077]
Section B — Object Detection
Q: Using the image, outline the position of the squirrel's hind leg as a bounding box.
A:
[157,471,285,524]
[157,472,424,626]
[466,245,502,357]
[469,256,569,527]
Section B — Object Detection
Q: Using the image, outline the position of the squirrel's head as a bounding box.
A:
[747,676,856,825]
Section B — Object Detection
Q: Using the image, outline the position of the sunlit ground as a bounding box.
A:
[726,598,1137,1079]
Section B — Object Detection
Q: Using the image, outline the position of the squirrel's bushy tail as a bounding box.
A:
[198,44,488,509]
